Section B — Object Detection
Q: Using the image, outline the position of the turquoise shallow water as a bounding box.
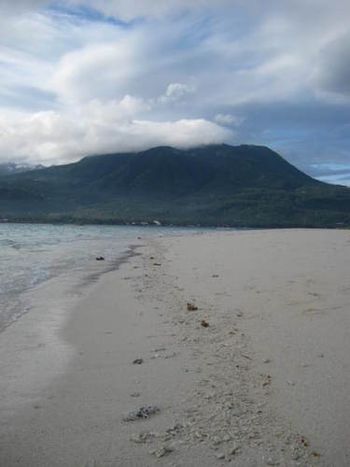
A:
[0,223,199,331]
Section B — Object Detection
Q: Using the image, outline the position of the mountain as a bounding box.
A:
[0,162,44,176]
[0,144,349,227]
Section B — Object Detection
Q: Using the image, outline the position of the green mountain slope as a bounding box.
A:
[0,144,349,227]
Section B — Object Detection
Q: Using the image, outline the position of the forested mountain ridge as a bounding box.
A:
[0,144,349,227]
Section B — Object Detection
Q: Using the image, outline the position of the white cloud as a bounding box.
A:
[158,83,196,104]
[214,114,243,126]
[0,0,350,174]
[127,118,231,149]
[0,0,48,14]
[50,39,138,102]
[0,99,232,164]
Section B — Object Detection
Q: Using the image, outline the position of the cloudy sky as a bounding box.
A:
[1,0,350,184]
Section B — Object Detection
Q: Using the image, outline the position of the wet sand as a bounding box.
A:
[0,229,349,466]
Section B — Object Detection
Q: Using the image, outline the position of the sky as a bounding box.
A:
[0,0,350,185]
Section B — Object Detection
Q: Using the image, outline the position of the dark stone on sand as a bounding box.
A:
[123,405,160,421]
[133,358,144,365]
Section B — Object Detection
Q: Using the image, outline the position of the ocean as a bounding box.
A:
[0,223,198,332]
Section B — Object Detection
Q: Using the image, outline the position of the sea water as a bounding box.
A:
[0,223,197,331]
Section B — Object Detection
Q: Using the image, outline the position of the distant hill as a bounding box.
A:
[0,144,349,227]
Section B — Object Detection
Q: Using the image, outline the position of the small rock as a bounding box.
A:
[287,380,296,386]
[150,446,173,458]
[187,303,198,311]
[95,256,105,261]
[130,392,140,398]
[263,358,271,364]
[201,319,209,328]
[151,351,177,360]
[216,452,225,460]
[212,436,222,446]
[262,375,272,387]
[193,431,205,440]
[300,436,309,447]
[212,274,219,278]
[123,405,160,422]
[229,445,239,456]
[164,352,176,359]
[241,353,252,360]
[153,263,161,266]
[166,423,183,435]
[133,358,144,365]
[130,432,157,444]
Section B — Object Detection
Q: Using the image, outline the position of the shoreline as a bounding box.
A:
[0,229,349,465]
[1,219,350,230]
[0,244,142,335]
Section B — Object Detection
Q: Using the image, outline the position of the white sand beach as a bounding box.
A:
[1,229,350,466]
